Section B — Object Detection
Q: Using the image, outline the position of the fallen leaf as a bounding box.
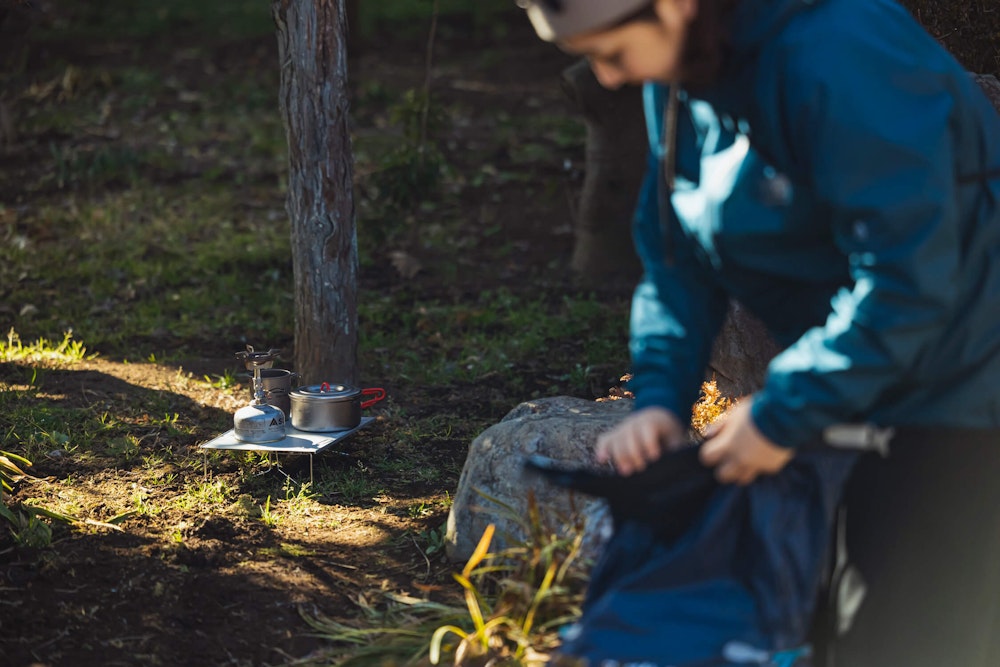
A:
[389,250,422,279]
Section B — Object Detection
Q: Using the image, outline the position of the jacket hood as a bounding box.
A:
[726,0,825,57]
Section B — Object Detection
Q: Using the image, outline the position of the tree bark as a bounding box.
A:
[561,59,645,281]
[272,0,358,386]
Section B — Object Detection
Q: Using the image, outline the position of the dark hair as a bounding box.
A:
[682,0,740,87]
[613,0,740,87]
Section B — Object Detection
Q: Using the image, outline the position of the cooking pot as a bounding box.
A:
[289,382,386,432]
[242,369,297,418]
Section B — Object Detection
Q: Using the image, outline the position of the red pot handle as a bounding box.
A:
[360,387,386,409]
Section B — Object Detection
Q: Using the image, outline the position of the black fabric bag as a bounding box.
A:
[525,445,857,666]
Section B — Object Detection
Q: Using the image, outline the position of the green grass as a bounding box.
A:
[2,0,616,369]
[357,0,514,38]
[5,181,625,381]
[36,0,276,42]
[4,187,294,353]
[360,288,626,390]
[315,461,386,505]
[0,372,199,468]
[29,0,516,46]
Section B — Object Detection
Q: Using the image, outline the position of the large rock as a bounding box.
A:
[444,396,631,564]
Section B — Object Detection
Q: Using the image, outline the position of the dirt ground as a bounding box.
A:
[0,8,612,667]
[0,356,458,667]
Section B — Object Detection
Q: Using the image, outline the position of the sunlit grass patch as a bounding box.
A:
[0,330,92,366]
[176,479,232,510]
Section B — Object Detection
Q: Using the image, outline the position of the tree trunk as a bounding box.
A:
[561,59,646,281]
[272,0,358,386]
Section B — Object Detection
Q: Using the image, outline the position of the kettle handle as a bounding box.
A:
[360,387,386,409]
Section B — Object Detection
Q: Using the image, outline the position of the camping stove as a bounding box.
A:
[232,345,286,443]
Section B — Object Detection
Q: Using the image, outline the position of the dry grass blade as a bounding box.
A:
[454,523,496,652]
[1,451,33,496]
[429,625,468,665]
[301,600,463,667]
[521,561,558,638]
[462,522,495,579]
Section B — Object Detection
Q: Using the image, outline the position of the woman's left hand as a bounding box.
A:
[699,397,794,485]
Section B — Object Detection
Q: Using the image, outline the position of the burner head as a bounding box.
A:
[235,345,282,370]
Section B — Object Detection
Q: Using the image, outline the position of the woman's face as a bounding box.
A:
[558,0,698,89]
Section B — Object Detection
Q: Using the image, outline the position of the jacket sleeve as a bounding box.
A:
[629,149,728,424]
[751,27,961,448]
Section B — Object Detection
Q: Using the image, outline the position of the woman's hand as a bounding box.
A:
[700,397,794,485]
[594,407,688,476]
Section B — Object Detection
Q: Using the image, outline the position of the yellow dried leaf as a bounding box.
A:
[690,378,733,434]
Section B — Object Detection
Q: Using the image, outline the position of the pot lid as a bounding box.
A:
[290,382,360,401]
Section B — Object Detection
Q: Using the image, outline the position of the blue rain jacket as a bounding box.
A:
[629,0,1000,448]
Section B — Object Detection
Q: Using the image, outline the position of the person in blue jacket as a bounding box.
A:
[520,0,1000,665]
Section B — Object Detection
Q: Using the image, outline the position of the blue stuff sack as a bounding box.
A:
[524,444,857,666]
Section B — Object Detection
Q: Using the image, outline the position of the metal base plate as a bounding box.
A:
[199,417,374,454]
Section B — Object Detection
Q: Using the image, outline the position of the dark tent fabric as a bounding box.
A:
[525,445,858,666]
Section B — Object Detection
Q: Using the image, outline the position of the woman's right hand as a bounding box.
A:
[594,407,688,476]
